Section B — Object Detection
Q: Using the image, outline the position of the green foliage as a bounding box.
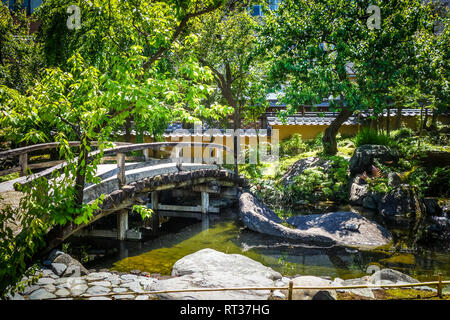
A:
[280,134,307,157]
[0,3,43,94]
[354,128,394,147]
[132,205,153,220]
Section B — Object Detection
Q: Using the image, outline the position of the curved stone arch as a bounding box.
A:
[44,168,247,253]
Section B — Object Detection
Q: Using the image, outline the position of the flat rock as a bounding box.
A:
[153,248,281,300]
[28,288,56,300]
[51,263,67,276]
[88,297,111,300]
[120,274,138,282]
[88,281,111,287]
[37,277,55,285]
[135,295,150,300]
[240,193,391,249]
[287,211,392,249]
[85,272,111,281]
[54,288,71,297]
[70,284,89,296]
[120,281,144,293]
[86,286,111,295]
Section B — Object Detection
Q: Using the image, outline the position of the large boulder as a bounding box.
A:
[281,157,333,186]
[151,248,282,300]
[349,145,398,176]
[378,185,426,224]
[286,211,392,249]
[239,193,337,247]
[240,193,392,249]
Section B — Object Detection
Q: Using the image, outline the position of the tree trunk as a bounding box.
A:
[395,106,402,129]
[124,116,132,143]
[386,107,390,136]
[322,108,353,155]
[74,137,90,208]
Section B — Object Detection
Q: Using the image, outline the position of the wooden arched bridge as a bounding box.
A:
[0,141,248,252]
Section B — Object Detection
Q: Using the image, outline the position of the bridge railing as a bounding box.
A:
[0,141,132,177]
[0,141,234,189]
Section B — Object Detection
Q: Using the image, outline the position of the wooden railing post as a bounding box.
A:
[288,280,293,300]
[19,153,28,177]
[117,153,126,188]
[438,272,443,298]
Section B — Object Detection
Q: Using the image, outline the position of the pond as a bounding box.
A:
[69,208,450,283]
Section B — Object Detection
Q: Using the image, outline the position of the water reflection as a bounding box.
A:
[70,215,450,282]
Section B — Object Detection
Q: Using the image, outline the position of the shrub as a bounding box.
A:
[354,128,393,147]
[280,134,307,157]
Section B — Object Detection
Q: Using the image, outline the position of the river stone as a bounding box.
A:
[89,281,111,287]
[286,276,337,300]
[153,248,281,300]
[120,274,138,282]
[21,284,40,295]
[135,295,150,300]
[54,288,71,297]
[51,263,67,276]
[86,286,111,295]
[113,287,128,293]
[53,254,89,277]
[120,281,144,293]
[88,297,111,300]
[369,268,419,284]
[28,288,56,300]
[70,284,89,296]
[37,277,55,285]
[86,272,111,281]
[286,211,392,249]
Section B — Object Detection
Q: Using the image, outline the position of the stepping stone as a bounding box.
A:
[120,274,138,282]
[43,284,56,293]
[135,295,150,300]
[37,277,55,285]
[70,284,88,296]
[88,281,111,287]
[55,288,71,297]
[29,288,56,300]
[88,297,111,300]
[86,272,112,281]
[21,285,40,295]
[120,281,144,293]
[86,286,111,295]
[113,287,128,293]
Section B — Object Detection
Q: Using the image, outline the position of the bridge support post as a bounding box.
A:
[117,152,126,187]
[143,149,150,162]
[117,209,128,241]
[201,191,209,230]
[19,153,28,176]
[151,191,160,234]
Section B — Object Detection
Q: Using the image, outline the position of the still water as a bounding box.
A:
[74,213,450,283]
